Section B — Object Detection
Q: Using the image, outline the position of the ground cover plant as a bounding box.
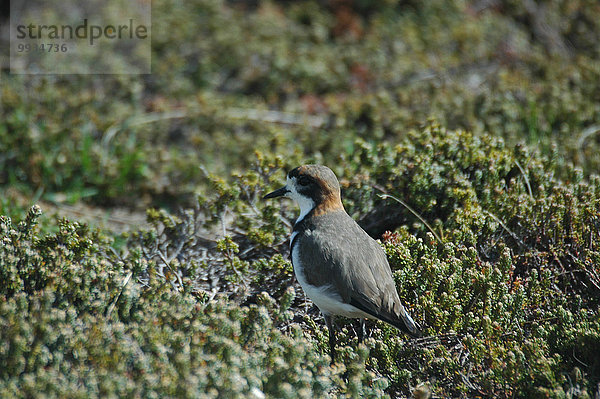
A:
[2,125,599,397]
[1,0,600,397]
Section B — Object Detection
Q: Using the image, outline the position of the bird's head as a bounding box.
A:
[263,164,344,219]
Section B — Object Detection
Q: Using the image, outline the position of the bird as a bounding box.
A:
[263,164,421,362]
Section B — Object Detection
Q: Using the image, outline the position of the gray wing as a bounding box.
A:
[297,212,422,337]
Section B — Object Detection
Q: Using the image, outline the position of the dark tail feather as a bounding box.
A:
[390,313,422,338]
[350,299,423,338]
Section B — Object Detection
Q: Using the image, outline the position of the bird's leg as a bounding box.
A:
[324,315,337,364]
[357,318,367,343]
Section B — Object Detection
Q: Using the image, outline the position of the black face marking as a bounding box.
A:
[297,175,311,186]
[288,167,300,178]
[297,176,321,200]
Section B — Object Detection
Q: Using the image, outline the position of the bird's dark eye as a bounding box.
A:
[297,176,310,186]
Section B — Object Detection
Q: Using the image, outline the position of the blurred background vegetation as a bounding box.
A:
[1,0,599,397]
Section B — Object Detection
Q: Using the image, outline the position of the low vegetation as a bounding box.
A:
[1,0,600,397]
[2,125,599,397]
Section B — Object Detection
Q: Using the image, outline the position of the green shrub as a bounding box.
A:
[0,206,385,398]
[2,122,600,397]
[1,0,600,396]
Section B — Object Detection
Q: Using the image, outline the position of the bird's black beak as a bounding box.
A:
[263,186,289,199]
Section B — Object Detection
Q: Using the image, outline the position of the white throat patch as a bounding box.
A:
[285,175,315,224]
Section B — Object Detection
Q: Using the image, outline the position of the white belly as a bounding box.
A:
[291,243,371,319]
